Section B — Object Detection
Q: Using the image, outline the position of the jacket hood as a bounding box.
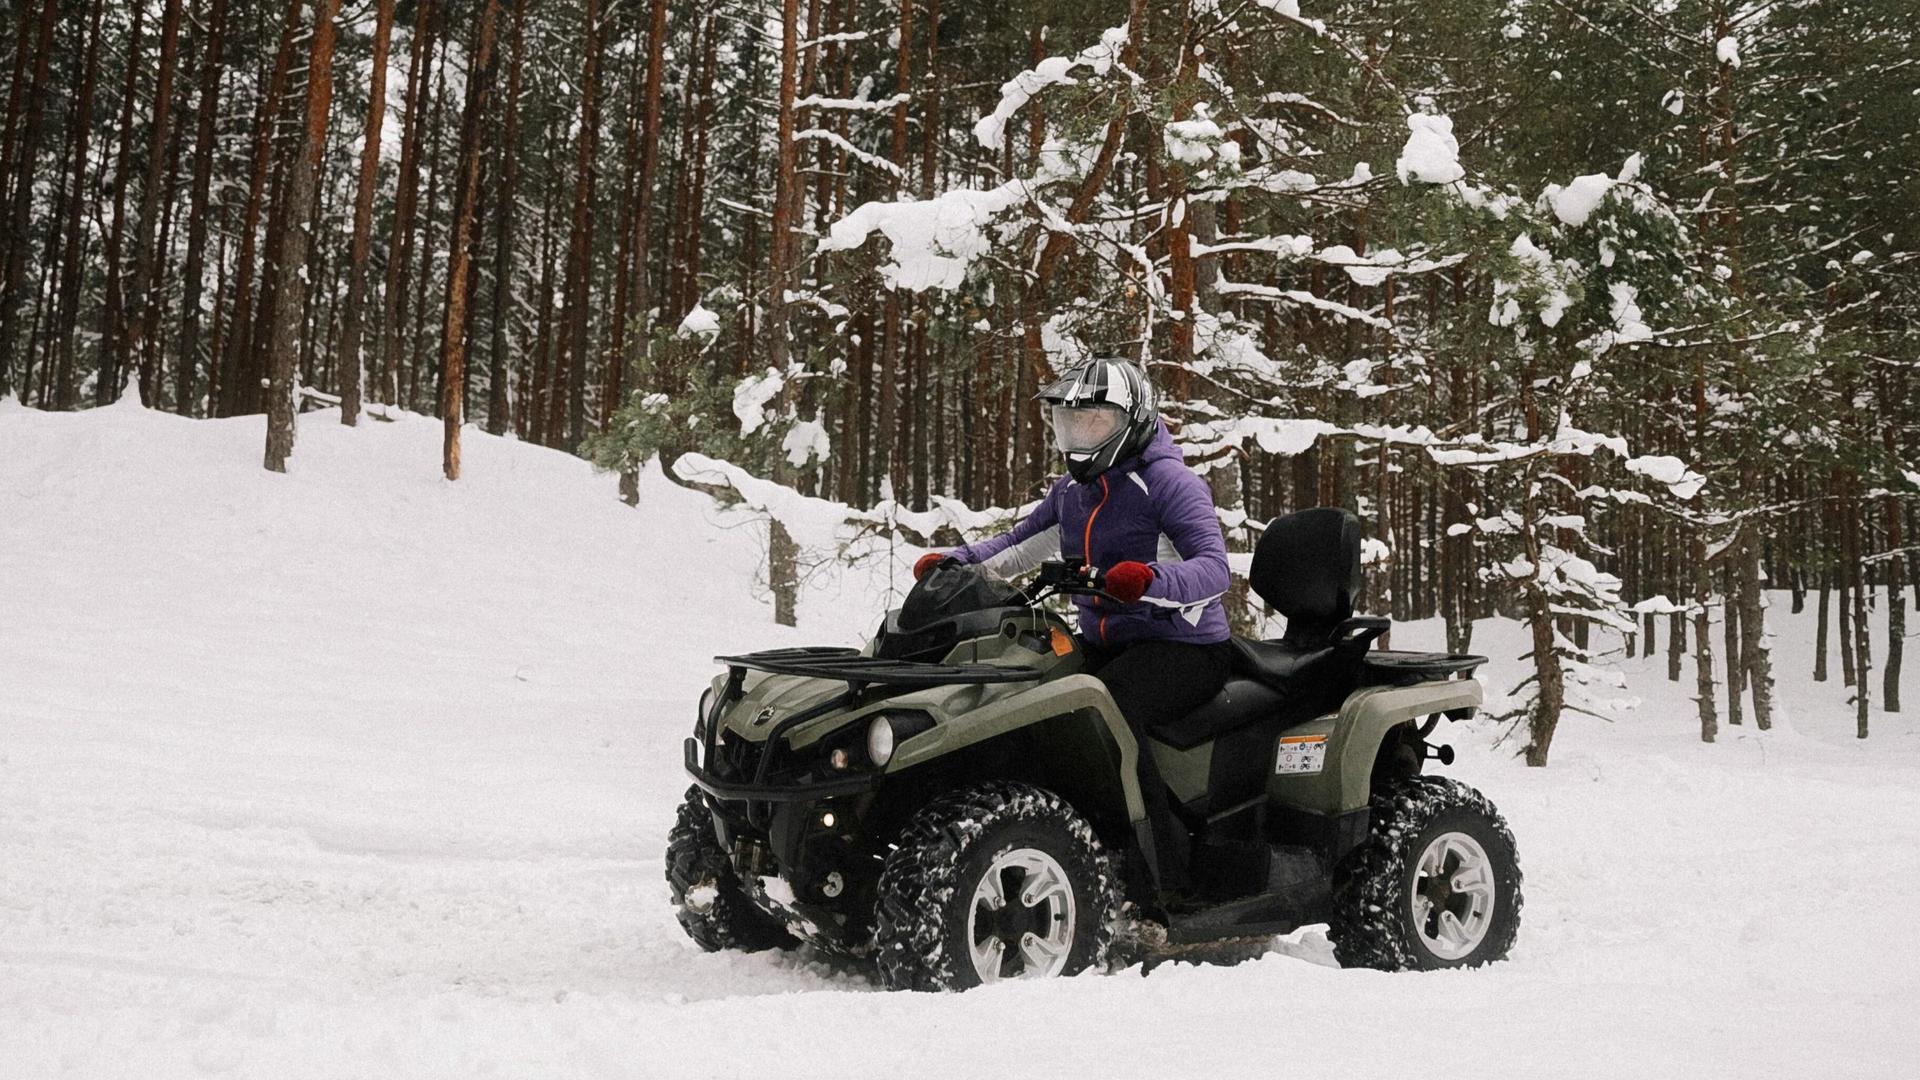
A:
[1134,420,1183,468]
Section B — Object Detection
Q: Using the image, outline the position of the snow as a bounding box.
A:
[1545,172,1613,227]
[794,127,903,178]
[676,301,720,339]
[1505,233,1574,327]
[1395,113,1464,185]
[4,402,1919,1078]
[672,451,851,553]
[782,416,831,468]
[1717,34,1741,68]
[731,367,784,435]
[973,24,1129,152]
[1164,107,1226,165]
[818,183,1026,292]
[1581,282,1656,358]
[1625,453,1707,499]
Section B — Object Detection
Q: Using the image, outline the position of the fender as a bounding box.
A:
[1267,680,1485,815]
[884,673,1147,825]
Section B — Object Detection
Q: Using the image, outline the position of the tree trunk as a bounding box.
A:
[1885,501,1905,714]
[551,0,604,450]
[1738,530,1774,729]
[485,0,526,439]
[377,0,438,412]
[218,0,304,417]
[765,0,802,626]
[408,40,448,413]
[617,0,669,504]
[175,0,232,417]
[1724,557,1743,727]
[1692,528,1719,745]
[98,1,150,404]
[336,0,397,426]
[1842,472,1871,737]
[263,0,341,472]
[440,0,503,480]
[122,0,187,406]
[1814,566,1830,682]
[873,0,913,499]
[527,160,559,443]
[0,0,57,396]
[49,0,106,413]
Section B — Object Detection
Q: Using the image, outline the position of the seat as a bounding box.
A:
[1153,508,1369,752]
[1229,638,1334,694]
[1150,677,1285,751]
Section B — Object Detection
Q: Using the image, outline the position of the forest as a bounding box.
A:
[1,0,1916,765]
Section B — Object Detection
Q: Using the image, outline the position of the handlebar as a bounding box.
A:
[1023,559,1129,607]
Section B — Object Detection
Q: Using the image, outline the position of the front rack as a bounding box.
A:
[694,647,1046,815]
[713,646,1045,689]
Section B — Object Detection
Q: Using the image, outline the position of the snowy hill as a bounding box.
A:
[3,400,1916,1079]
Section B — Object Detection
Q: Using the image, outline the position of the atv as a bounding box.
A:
[667,507,1522,990]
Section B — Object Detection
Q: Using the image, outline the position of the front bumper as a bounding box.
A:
[682,737,878,802]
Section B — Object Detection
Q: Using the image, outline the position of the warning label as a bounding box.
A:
[1274,734,1328,775]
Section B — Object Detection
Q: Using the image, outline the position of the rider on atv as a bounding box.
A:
[913,355,1230,893]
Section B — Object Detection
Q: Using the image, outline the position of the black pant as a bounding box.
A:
[1081,638,1234,891]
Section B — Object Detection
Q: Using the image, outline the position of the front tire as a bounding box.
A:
[872,782,1122,991]
[664,787,797,953]
[1328,775,1522,971]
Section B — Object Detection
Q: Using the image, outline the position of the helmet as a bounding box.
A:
[1037,356,1158,483]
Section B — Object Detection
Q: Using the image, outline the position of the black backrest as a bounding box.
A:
[1250,508,1362,646]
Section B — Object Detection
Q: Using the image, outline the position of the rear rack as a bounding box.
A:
[714,646,1045,689]
[1363,649,1487,686]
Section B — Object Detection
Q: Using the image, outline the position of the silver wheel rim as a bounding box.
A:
[1412,831,1497,961]
[964,847,1076,983]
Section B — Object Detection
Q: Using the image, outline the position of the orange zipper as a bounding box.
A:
[1084,475,1112,643]
[1083,475,1110,565]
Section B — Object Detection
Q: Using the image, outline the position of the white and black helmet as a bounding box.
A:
[1037,356,1159,483]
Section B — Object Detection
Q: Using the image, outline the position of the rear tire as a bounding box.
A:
[872,782,1121,991]
[664,787,797,953]
[1328,775,1522,971]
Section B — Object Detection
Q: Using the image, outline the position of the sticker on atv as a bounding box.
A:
[1274,734,1327,774]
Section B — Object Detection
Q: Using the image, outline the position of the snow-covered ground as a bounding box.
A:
[3,397,1916,1079]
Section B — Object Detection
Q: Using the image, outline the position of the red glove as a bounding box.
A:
[913,552,952,580]
[1104,561,1154,604]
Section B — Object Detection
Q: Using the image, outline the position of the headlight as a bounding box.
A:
[864,712,933,768]
[866,716,896,766]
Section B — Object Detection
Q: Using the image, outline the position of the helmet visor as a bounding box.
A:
[1051,404,1127,453]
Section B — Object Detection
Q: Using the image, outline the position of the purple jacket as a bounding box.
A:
[950,422,1231,648]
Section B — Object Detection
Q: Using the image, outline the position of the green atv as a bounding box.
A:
[667,507,1522,989]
